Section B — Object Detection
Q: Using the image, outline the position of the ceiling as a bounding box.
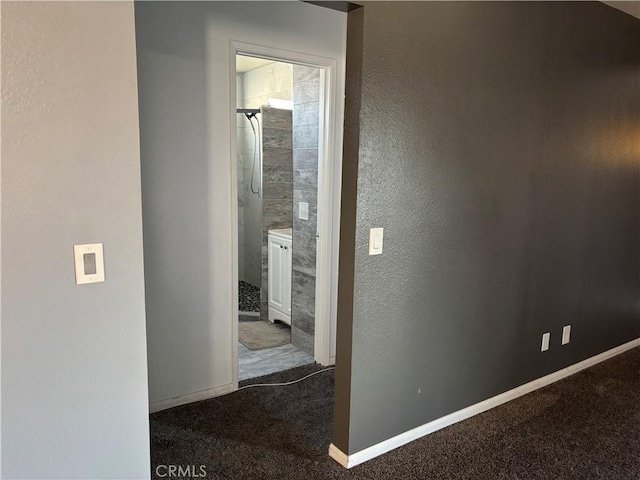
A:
[600,1,640,19]
[233,3,639,75]
[234,3,639,74]
[236,56,276,73]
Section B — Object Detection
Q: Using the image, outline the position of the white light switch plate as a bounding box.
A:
[369,227,384,255]
[562,325,571,345]
[299,202,309,221]
[74,243,105,284]
[541,332,550,352]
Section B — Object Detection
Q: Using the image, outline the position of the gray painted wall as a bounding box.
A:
[334,1,640,454]
[291,65,322,355]
[1,2,151,478]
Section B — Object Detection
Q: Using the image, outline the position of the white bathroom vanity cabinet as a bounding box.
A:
[267,228,292,325]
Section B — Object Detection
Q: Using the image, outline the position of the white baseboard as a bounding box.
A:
[149,383,235,414]
[329,338,640,469]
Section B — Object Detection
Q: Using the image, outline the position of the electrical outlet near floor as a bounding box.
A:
[562,325,571,345]
[541,332,550,352]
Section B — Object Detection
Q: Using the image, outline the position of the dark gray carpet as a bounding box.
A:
[150,347,640,479]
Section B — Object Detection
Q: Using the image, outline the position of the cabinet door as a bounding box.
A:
[283,238,292,315]
[268,236,287,311]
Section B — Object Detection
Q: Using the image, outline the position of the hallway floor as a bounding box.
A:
[150,348,640,479]
[238,341,314,381]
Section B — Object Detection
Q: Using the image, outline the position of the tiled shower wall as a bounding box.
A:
[260,106,293,321]
[237,62,293,287]
[291,65,321,356]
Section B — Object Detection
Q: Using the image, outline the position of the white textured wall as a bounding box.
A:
[1,2,150,478]
[135,1,346,406]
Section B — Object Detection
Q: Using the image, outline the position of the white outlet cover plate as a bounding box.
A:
[562,325,571,345]
[369,227,384,255]
[299,202,309,221]
[541,332,550,352]
[74,243,105,285]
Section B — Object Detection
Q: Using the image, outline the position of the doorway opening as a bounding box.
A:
[234,54,323,380]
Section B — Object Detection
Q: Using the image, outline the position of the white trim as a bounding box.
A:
[229,41,342,370]
[229,43,240,390]
[313,62,337,366]
[329,338,640,469]
[149,383,236,414]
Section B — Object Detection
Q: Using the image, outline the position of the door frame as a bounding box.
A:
[229,41,342,386]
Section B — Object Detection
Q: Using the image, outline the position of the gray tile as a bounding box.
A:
[293,102,319,127]
[293,148,318,170]
[263,164,293,183]
[256,343,298,360]
[270,343,299,354]
[293,80,320,105]
[293,189,317,210]
[263,199,293,218]
[291,306,314,335]
[293,210,317,235]
[278,353,315,370]
[292,269,316,299]
[236,341,314,380]
[292,246,316,273]
[292,263,315,278]
[264,217,293,231]
[264,171,293,184]
[263,128,292,149]
[293,169,318,191]
[239,353,262,367]
[291,327,314,356]
[293,65,320,84]
[262,107,292,130]
[291,261,316,280]
[260,303,269,322]
[265,213,292,230]
[263,146,293,165]
[292,292,315,318]
[263,182,293,199]
[293,125,318,149]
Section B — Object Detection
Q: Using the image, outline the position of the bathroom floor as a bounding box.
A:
[239,280,260,313]
[238,341,314,381]
[238,280,313,380]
